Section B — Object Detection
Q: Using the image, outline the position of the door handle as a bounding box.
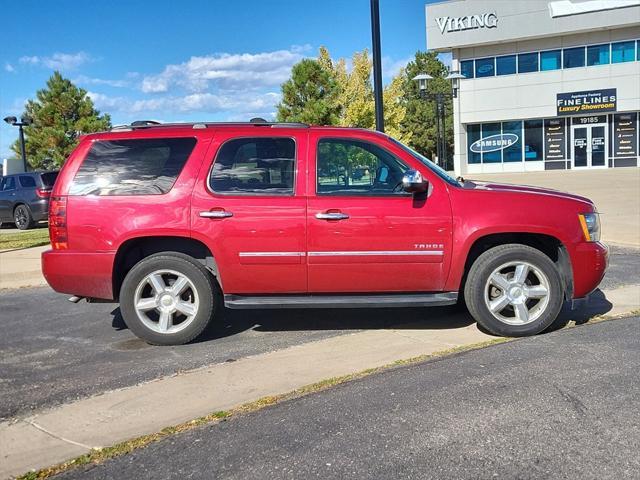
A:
[200,210,233,219]
[316,212,349,221]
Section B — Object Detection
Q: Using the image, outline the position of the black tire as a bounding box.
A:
[464,244,564,337]
[120,252,218,345]
[14,204,34,230]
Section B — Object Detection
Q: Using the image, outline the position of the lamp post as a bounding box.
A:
[3,116,32,172]
[412,72,464,170]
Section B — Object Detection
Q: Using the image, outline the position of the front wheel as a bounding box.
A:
[464,244,564,337]
[120,252,218,345]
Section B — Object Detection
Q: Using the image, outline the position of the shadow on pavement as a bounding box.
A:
[110,288,614,344]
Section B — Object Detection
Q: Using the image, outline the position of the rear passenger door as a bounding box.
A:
[190,130,308,294]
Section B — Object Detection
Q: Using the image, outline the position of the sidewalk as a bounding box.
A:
[0,245,48,290]
[1,282,639,479]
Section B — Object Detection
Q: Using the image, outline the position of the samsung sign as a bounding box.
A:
[470,134,518,153]
[435,12,498,34]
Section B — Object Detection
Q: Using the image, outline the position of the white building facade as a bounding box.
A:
[426,0,640,175]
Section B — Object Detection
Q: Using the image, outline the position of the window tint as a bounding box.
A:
[70,138,196,196]
[524,120,543,161]
[503,121,523,162]
[540,50,561,71]
[496,55,516,75]
[467,124,481,164]
[210,137,295,195]
[563,47,585,68]
[2,177,16,191]
[611,40,635,63]
[518,52,538,73]
[586,44,609,66]
[475,57,495,77]
[460,60,474,79]
[19,176,36,188]
[316,138,408,196]
[40,172,58,188]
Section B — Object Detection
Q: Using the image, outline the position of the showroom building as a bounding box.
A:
[425,0,640,174]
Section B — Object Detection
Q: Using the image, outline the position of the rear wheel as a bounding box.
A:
[464,244,563,337]
[14,204,34,230]
[120,252,217,345]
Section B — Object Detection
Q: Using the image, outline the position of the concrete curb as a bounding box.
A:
[2,283,639,479]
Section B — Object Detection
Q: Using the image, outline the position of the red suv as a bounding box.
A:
[42,120,608,345]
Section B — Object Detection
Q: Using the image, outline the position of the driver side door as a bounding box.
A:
[307,133,452,293]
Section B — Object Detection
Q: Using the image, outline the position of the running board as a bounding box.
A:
[224,292,458,309]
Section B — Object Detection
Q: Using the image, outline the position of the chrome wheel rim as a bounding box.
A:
[133,269,199,334]
[15,207,27,228]
[484,261,550,326]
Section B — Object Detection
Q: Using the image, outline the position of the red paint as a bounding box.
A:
[42,124,607,303]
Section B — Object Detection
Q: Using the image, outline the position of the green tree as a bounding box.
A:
[401,51,454,163]
[12,71,111,170]
[276,58,340,125]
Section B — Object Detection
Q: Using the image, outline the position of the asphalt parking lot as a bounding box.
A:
[56,315,640,480]
[0,246,637,422]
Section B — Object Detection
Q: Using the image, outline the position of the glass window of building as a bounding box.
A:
[524,120,543,161]
[563,46,585,68]
[518,52,538,73]
[502,121,523,162]
[586,44,610,66]
[460,60,474,79]
[496,55,516,75]
[611,40,635,63]
[540,50,561,71]
[475,57,495,77]
[467,124,481,164]
[481,123,502,163]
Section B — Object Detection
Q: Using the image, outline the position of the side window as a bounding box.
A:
[2,177,16,191]
[19,176,36,188]
[70,137,196,196]
[209,137,295,195]
[316,138,408,196]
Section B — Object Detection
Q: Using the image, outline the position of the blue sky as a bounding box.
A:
[0,0,443,159]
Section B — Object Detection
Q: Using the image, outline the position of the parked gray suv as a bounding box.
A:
[0,171,58,230]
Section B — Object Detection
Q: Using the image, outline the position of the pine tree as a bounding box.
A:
[276,59,340,125]
[12,71,111,170]
[400,51,454,161]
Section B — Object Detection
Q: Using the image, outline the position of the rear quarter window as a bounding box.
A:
[40,172,59,188]
[19,176,37,188]
[70,138,196,195]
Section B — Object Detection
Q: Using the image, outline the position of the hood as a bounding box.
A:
[462,179,594,206]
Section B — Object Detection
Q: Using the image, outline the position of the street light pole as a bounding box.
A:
[3,116,32,172]
[370,0,385,133]
[412,72,464,170]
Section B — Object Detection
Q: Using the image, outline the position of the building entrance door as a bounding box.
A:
[572,123,607,169]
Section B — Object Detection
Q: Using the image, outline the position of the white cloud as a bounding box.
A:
[382,56,411,80]
[87,90,281,116]
[140,47,308,94]
[19,52,92,70]
[74,75,129,88]
[5,63,15,73]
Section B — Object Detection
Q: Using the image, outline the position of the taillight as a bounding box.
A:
[36,188,51,198]
[49,196,68,250]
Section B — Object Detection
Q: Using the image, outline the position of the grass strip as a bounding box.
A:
[0,228,50,250]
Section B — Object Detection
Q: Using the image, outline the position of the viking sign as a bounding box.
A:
[436,12,498,34]
[470,133,519,153]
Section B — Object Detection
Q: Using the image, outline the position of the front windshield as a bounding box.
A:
[387,137,460,187]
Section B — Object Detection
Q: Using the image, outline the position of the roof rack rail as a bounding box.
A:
[110,120,310,132]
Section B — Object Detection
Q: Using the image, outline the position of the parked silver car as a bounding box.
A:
[0,171,58,229]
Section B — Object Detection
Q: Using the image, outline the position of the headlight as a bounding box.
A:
[578,213,601,242]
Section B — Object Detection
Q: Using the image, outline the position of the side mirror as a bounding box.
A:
[401,170,428,194]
